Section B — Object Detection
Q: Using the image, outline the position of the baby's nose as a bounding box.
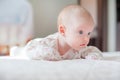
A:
[83,36,89,42]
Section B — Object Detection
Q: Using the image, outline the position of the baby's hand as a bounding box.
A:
[85,55,99,60]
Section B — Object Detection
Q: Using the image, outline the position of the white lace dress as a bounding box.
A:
[24,33,103,61]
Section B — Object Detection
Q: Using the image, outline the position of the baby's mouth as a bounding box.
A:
[80,44,86,47]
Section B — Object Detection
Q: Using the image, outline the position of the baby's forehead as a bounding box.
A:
[68,16,95,30]
[69,14,94,27]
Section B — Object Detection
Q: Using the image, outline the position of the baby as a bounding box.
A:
[24,4,103,61]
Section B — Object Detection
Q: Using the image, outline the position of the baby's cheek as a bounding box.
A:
[67,35,80,48]
[73,39,81,48]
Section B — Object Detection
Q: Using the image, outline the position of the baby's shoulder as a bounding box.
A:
[86,46,100,50]
[85,46,102,53]
[26,33,58,47]
[78,46,101,53]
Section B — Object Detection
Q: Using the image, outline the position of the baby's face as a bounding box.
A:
[64,19,94,51]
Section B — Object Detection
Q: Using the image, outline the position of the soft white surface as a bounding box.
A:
[103,52,120,62]
[0,52,120,80]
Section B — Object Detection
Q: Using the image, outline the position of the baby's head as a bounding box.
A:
[57,5,95,51]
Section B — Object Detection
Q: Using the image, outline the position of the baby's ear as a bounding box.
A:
[58,25,65,36]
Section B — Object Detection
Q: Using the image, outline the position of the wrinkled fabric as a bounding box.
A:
[25,33,103,60]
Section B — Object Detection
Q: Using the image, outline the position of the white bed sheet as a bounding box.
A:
[0,52,120,80]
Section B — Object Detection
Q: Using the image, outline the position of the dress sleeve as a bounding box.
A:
[24,39,60,61]
[81,46,103,60]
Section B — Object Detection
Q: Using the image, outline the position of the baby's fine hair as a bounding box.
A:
[57,4,93,26]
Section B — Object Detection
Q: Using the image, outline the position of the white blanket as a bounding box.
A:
[0,52,120,80]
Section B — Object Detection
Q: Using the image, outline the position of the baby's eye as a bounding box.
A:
[79,30,83,34]
[88,32,91,35]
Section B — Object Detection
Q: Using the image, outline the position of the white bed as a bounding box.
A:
[0,52,120,80]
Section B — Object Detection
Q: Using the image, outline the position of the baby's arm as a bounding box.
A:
[24,39,58,60]
[24,39,44,59]
[81,46,103,60]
